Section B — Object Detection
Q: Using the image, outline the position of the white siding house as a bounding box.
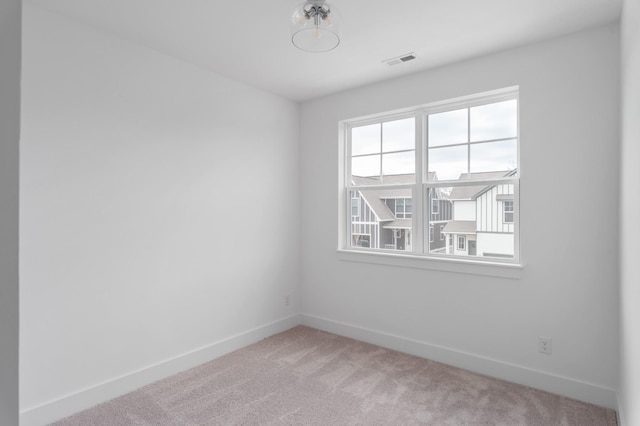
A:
[443,171,516,259]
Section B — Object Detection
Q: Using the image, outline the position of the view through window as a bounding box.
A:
[345,89,519,263]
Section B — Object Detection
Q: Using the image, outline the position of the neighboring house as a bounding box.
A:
[351,170,516,258]
[350,173,453,252]
[442,170,516,259]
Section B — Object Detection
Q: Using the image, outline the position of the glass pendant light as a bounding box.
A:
[291,1,341,53]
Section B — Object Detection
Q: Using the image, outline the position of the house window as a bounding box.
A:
[431,199,439,215]
[504,200,514,223]
[396,198,405,218]
[343,87,519,264]
[394,198,412,219]
[351,195,360,218]
[458,235,466,250]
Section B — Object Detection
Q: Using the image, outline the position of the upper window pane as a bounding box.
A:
[383,151,415,176]
[428,145,467,181]
[470,139,517,174]
[428,109,468,147]
[351,118,415,183]
[470,100,517,142]
[352,154,380,178]
[352,123,380,156]
[383,117,415,152]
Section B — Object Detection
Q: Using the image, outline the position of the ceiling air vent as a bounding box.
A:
[383,53,416,66]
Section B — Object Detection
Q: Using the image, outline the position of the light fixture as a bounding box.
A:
[291,1,341,53]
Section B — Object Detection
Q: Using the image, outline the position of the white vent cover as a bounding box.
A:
[382,53,416,66]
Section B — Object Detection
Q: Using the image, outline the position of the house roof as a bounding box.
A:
[353,170,515,221]
[358,190,396,221]
[449,171,513,200]
[442,221,477,234]
[382,219,412,230]
[496,194,514,201]
[353,174,414,222]
[352,174,416,186]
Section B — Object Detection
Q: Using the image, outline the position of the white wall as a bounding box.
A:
[20,4,300,424]
[619,0,640,424]
[0,1,21,425]
[300,25,620,408]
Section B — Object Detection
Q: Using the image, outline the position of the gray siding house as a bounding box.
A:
[350,173,453,252]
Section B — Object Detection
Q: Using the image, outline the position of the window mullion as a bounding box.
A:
[467,107,471,174]
[345,125,352,248]
[379,123,383,183]
[414,112,424,254]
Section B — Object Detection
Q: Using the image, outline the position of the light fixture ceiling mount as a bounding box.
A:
[291,1,341,53]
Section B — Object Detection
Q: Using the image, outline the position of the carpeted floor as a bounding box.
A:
[53,326,617,425]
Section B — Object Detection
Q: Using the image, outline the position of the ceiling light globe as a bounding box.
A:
[291,1,341,53]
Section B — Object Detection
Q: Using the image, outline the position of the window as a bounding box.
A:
[504,200,514,223]
[351,195,360,218]
[458,235,466,251]
[393,198,412,219]
[343,87,519,264]
[431,199,439,215]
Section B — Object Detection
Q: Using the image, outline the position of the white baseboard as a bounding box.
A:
[20,314,302,426]
[617,392,625,426]
[21,313,618,425]
[301,314,618,411]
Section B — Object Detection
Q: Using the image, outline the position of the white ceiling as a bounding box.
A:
[27,0,622,102]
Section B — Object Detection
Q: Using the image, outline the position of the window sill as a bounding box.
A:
[336,249,523,279]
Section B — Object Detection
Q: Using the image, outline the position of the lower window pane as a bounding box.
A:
[426,184,515,259]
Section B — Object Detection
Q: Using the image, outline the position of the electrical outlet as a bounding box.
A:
[285,295,290,307]
[539,337,552,355]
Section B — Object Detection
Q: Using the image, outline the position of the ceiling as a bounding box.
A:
[27,0,622,102]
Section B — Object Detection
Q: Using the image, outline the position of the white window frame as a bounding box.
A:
[339,87,521,277]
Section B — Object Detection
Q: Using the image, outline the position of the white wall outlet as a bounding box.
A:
[285,295,290,307]
[539,337,552,355]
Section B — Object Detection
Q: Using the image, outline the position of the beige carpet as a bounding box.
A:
[53,326,617,425]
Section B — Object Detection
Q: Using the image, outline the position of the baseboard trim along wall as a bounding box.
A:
[617,392,626,426]
[301,314,618,410]
[20,314,302,426]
